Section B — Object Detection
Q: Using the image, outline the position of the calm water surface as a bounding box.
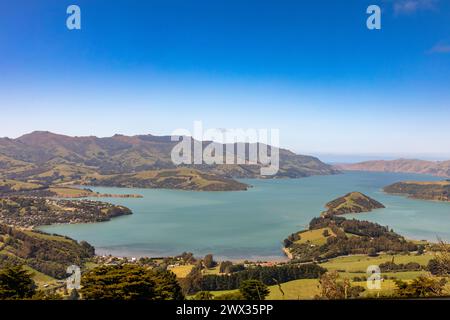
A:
[39,171,450,260]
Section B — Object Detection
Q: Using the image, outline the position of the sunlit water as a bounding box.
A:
[39,171,450,260]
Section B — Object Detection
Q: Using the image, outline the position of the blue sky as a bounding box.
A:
[1,0,449,161]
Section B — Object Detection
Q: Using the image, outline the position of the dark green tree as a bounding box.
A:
[239,280,269,300]
[179,264,203,295]
[192,291,214,300]
[317,271,364,300]
[427,259,446,275]
[152,269,184,300]
[428,240,450,276]
[68,288,80,300]
[0,265,36,300]
[416,244,425,255]
[31,290,63,300]
[203,254,216,269]
[80,264,184,300]
[367,248,378,257]
[219,261,233,273]
[394,275,447,298]
[215,292,244,300]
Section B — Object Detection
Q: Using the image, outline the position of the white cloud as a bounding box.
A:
[428,43,450,54]
[393,0,438,15]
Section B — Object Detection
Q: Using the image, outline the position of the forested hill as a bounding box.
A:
[283,216,417,262]
[0,224,95,279]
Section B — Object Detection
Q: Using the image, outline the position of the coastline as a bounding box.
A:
[29,172,450,262]
[93,246,290,263]
[383,190,450,203]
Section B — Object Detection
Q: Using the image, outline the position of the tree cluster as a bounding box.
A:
[0,224,95,278]
[181,263,326,294]
[80,264,184,300]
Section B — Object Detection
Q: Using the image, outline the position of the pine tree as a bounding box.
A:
[0,265,36,300]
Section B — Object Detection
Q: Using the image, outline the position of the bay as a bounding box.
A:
[39,171,450,260]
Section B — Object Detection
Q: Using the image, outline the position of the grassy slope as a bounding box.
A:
[205,253,436,300]
[21,230,74,243]
[400,181,450,186]
[22,265,58,287]
[207,279,321,300]
[169,265,195,278]
[320,253,433,273]
[84,168,249,191]
[171,265,220,278]
[0,179,43,190]
[295,227,336,246]
[0,177,142,198]
[324,192,384,216]
[0,226,94,280]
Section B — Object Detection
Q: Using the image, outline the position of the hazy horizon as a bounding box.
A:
[1,0,449,159]
[1,129,449,163]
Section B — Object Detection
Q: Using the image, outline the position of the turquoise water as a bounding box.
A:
[39,171,450,260]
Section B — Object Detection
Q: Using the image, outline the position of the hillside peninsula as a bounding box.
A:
[321,192,385,217]
[384,180,450,202]
[0,197,133,228]
[336,159,450,178]
[283,192,403,262]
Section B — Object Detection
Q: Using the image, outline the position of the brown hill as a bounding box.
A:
[384,180,450,202]
[336,159,450,178]
[0,131,338,191]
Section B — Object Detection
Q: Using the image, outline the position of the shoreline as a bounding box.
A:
[92,247,290,263]
[21,172,450,264]
[382,190,450,203]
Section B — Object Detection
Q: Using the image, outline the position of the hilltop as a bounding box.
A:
[322,192,385,217]
[0,131,338,192]
[384,180,450,202]
[336,159,450,178]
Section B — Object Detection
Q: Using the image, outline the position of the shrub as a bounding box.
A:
[239,280,269,300]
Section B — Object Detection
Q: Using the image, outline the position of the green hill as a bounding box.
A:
[322,192,385,217]
[0,224,95,279]
[284,215,417,262]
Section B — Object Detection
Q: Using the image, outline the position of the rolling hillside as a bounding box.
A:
[0,131,338,190]
[336,159,450,178]
[0,224,95,279]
